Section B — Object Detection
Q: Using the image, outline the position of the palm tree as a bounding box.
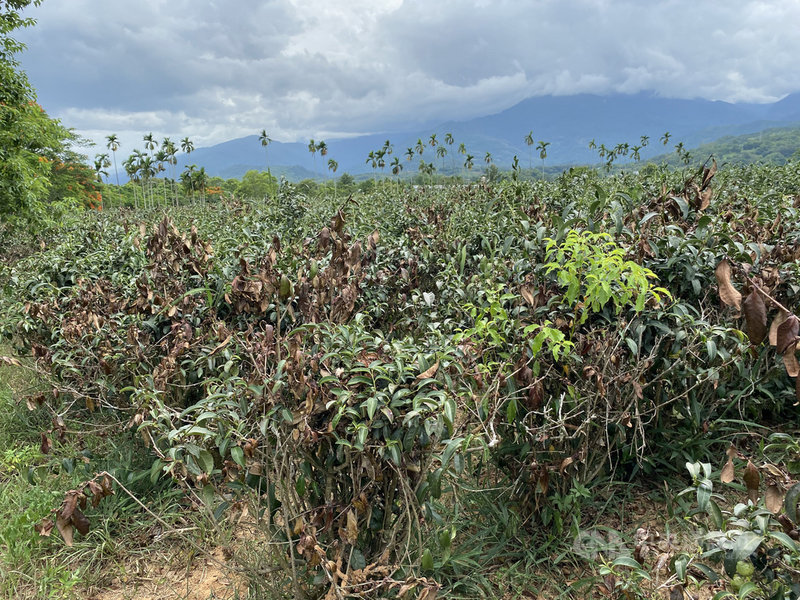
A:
[484,152,492,166]
[391,156,402,192]
[154,149,169,204]
[444,132,455,171]
[196,167,208,202]
[524,130,535,170]
[123,154,140,208]
[181,164,197,200]
[317,140,327,159]
[376,148,386,176]
[366,150,377,180]
[181,137,194,155]
[327,158,338,197]
[464,154,474,173]
[106,134,120,187]
[436,145,447,174]
[458,143,466,156]
[428,133,437,149]
[660,132,671,146]
[258,130,271,175]
[536,141,550,178]
[308,139,317,176]
[143,133,157,153]
[93,153,109,183]
[382,139,393,156]
[415,138,425,156]
[162,138,178,205]
[405,147,414,162]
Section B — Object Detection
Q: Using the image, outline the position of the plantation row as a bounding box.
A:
[3,161,800,597]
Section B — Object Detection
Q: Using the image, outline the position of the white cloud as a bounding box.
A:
[15,0,800,154]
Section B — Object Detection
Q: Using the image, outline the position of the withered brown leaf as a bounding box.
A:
[721,458,735,484]
[743,289,767,345]
[744,460,760,504]
[777,315,800,355]
[715,259,742,312]
[783,343,800,378]
[766,485,784,514]
[770,310,790,346]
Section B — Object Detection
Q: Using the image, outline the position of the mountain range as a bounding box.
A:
[176,92,800,180]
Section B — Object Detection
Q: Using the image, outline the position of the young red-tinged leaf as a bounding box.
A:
[715,259,742,312]
[783,344,800,378]
[56,514,74,546]
[777,315,800,355]
[766,485,784,514]
[743,290,767,345]
[721,458,735,483]
[770,310,790,346]
[744,460,760,504]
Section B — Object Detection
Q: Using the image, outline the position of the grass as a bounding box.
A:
[0,345,228,600]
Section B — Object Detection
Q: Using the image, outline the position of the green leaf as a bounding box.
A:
[611,556,646,570]
[231,446,246,468]
[197,449,215,475]
[784,482,800,524]
[366,396,378,420]
[732,532,763,561]
[421,548,434,571]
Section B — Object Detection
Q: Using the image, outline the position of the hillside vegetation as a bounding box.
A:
[3,160,800,599]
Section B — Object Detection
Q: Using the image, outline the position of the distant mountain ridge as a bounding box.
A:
[176,92,800,180]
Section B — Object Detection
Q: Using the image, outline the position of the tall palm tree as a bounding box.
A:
[444,132,455,171]
[366,150,377,180]
[382,139,393,156]
[327,158,338,198]
[123,154,140,209]
[376,148,386,176]
[415,138,425,156]
[181,164,197,201]
[154,149,169,205]
[436,145,447,174]
[524,131,535,171]
[536,141,550,178]
[162,138,179,206]
[258,130,271,175]
[391,156,402,192]
[428,133,437,149]
[484,152,492,166]
[308,139,317,176]
[143,133,157,153]
[93,153,110,183]
[464,154,474,172]
[181,137,194,155]
[317,140,327,172]
[405,147,414,162]
[106,134,120,187]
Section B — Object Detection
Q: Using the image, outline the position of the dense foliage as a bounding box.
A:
[3,160,800,597]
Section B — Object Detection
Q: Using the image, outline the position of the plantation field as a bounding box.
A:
[3,162,800,599]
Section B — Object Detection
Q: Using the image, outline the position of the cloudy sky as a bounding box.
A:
[15,0,800,154]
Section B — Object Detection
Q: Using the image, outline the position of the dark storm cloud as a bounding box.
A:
[14,0,800,152]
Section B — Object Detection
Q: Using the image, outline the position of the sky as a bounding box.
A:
[14,0,800,155]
